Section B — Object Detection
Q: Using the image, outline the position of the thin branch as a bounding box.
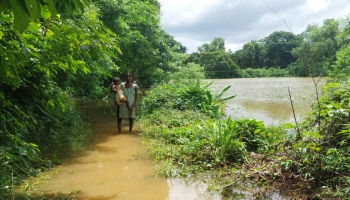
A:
[311,76,322,133]
[288,87,301,140]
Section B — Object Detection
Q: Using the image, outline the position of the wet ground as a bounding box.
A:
[34,100,217,200]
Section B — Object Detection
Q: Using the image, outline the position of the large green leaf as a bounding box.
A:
[44,0,58,18]
[25,0,41,20]
[9,0,30,33]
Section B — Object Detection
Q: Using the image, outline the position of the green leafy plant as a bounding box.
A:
[207,118,247,164]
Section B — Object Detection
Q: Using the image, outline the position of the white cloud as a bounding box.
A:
[159,0,220,26]
[307,0,330,12]
[227,0,241,9]
[159,0,350,53]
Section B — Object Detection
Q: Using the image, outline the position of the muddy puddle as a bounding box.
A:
[34,100,219,200]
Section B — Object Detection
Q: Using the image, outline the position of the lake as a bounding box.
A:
[207,77,326,125]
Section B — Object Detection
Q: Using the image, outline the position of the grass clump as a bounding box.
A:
[139,79,283,184]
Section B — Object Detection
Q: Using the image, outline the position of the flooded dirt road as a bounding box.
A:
[36,100,170,199]
[35,100,218,200]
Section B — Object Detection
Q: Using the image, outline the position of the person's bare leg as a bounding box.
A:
[129,118,133,132]
[116,106,121,133]
[118,118,122,133]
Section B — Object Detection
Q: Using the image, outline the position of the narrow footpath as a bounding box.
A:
[35,100,170,199]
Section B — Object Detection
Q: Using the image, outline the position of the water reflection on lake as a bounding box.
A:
[207,77,326,125]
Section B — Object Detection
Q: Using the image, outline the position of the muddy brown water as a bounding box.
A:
[35,77,325,199]
[208,77,326,125]
[35,100,217,200]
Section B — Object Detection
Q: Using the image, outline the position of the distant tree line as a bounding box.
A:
[186,18,349,78]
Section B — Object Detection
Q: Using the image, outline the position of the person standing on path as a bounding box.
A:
[109,77,127,126]
[118,72,139,133]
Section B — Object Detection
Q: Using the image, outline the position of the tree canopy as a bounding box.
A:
[0,0,86,32]
[188,37,242,78]
[96,0,171,89]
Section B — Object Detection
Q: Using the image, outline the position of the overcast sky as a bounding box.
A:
[158,0,350,53]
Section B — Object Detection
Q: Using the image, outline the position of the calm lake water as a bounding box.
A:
[207,77,326,125]
[34,77,326,199]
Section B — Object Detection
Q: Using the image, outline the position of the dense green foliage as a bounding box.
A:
[140,80,234,118]
[0,0,169,198]
[0,0,86,33]
[188,38,242,78]
[240,67,290,78]
[281,59,350,198]
[0,1,118,196]
[96,0,172,90]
